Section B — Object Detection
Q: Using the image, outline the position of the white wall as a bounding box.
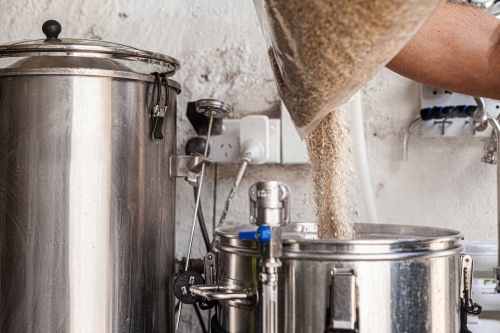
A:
[1,0,497,331]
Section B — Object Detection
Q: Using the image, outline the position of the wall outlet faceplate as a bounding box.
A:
[208,120,241,163]
[207,117,281,164]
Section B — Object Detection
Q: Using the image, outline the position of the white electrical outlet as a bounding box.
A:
[208,120,240,163]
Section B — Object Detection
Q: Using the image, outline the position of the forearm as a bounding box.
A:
[387,2,500,99]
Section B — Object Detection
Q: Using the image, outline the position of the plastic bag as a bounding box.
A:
[254,0,446,138]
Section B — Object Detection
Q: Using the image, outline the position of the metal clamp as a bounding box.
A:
[327,268,358,333]
[460,254,482,315]
[152,105,167,118]
[249,181,290,226]
[204,252,217,286]
[169,153,213,182]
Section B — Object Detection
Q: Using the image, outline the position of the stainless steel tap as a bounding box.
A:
[239,181,290,333]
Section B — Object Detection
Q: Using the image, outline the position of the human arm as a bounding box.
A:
[387,2,500,99]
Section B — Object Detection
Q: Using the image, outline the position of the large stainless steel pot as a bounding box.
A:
[213,222,464,333]
[0,21,181,332]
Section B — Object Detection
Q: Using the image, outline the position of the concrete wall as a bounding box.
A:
[0,0,497,331]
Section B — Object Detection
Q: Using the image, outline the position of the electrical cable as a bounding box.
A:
[193,187,212,253]
[207,308,211,333]
[213,164,218,232]
[216,152,251,230]
[151,72,161,106]
[193,304,208,333]
[160,73,170,108]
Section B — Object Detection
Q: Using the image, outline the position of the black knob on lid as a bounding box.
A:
[42,20,62,40]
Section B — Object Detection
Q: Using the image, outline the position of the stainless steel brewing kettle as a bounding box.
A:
[0,20,181,333]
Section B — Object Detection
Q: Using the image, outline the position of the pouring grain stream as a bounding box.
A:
[261,0,445,239]
[305,110,355,240]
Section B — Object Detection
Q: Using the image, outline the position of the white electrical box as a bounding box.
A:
[208,120,241,163]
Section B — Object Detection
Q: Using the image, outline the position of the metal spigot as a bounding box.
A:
[482,135,497,165]
[239,181,290,333]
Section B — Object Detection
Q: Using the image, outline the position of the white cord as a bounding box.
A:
[216,151,252,229]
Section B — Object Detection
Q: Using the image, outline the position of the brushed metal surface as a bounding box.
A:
[214,223,463,333]
[280,253,460,333]
[215,249,260,333]
[0,69,179,332]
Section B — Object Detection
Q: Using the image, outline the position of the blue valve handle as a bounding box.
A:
[238,225,272,243]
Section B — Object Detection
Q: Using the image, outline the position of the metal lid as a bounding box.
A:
[215,223,463,261]
[0,20,180,76]
[214,223,318,257]
[284,223,464,261]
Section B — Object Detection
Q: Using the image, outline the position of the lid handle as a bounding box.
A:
[42,20,62,40]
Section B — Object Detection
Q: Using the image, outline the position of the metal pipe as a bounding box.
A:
[484,114,500,292]
[402,116,421,161]
[472,97,488,132]
[261,270,279,333]
[189,285,254,300]
[186,113,214,270]
[473,97,487,123]
[247,181,290,333]
[176,112,215,330]
[217,156,250,230]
